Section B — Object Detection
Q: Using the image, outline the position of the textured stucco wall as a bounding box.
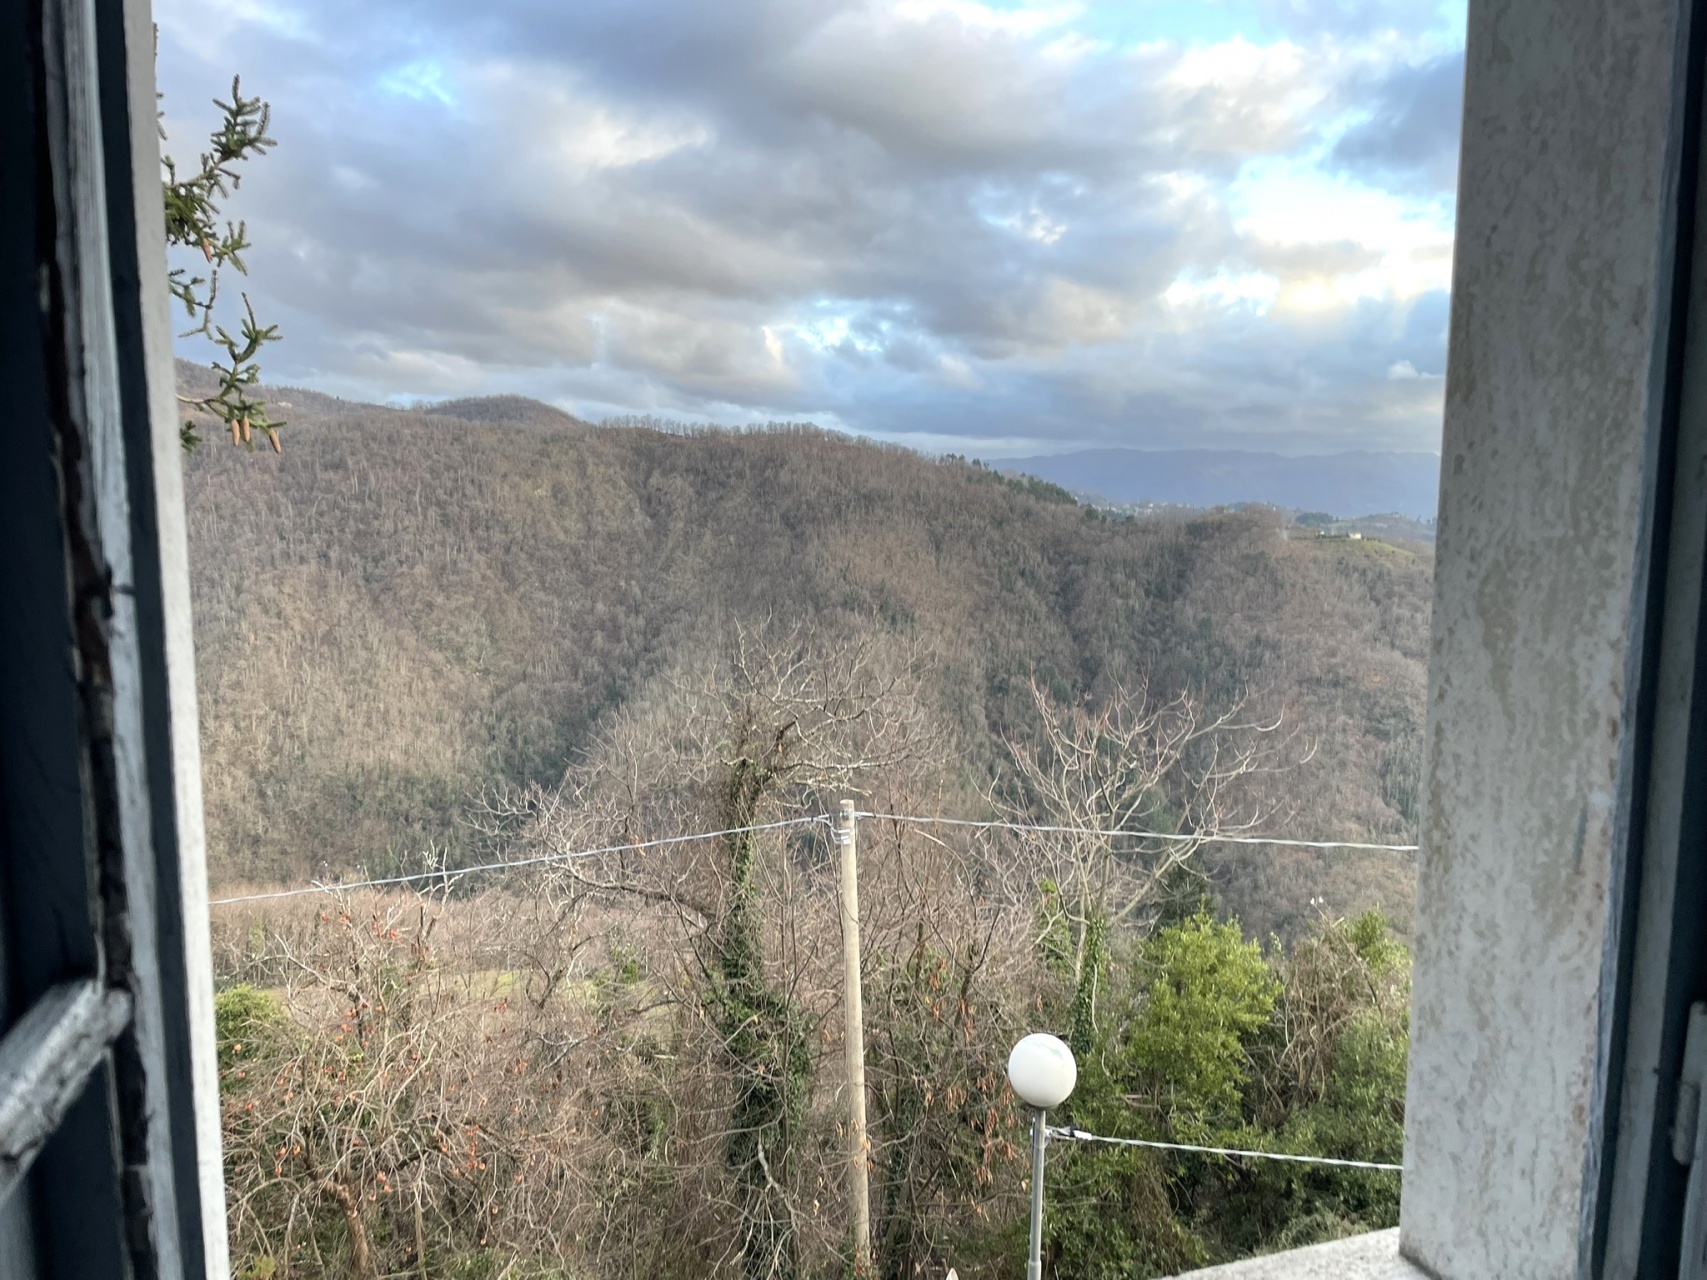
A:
[1399,0,1685,1276]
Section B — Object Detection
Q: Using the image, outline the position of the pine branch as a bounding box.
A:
[162,75,284,452]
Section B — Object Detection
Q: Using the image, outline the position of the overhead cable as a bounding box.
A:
[858,812,1418,853]
[208,815,829,906]
[212,812,1417,907]
[1046,1126,1403,1172]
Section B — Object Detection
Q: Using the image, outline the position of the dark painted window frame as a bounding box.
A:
[1,0,226,1275]
[1594,2,1707,1275]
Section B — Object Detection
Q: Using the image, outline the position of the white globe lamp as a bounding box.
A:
[1007,1033,1077,1109]
[1008,1033,1077,1280]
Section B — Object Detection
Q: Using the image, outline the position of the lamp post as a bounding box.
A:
[1007,1034,1077,1280]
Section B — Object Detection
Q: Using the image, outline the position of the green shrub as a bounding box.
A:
[213,984,285,1076]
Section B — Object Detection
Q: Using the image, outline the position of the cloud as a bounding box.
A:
[1331,50,1465,194]
[154,0,1466,454]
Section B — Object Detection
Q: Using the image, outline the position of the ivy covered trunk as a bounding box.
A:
[1069,909,1110,1059]
[712,757,813,1280]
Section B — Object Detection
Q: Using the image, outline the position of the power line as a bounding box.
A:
[858,812,1418,853]
[208,815,829,906]
[211,812,1417,907]
[1046,1126,1403,1172]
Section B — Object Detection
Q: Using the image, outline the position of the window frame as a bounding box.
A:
[0,0,226,1274]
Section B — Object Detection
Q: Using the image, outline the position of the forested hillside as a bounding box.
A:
[184,389,1431,938]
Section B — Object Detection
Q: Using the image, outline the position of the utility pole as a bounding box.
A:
[835,799,871,1274]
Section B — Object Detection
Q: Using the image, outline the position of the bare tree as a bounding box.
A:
[1001,677,1304,1049]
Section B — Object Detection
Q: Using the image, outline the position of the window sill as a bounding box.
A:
[1165,1229,1425,1279]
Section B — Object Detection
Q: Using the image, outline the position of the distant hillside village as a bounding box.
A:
[1062,493,1437,544]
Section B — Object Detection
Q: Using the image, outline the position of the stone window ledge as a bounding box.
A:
[1164,1229,1427,1279]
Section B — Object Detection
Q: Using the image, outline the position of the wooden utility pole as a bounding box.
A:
[835,799,872,1274]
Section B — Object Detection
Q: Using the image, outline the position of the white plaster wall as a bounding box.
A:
[1399,0,1687,1275]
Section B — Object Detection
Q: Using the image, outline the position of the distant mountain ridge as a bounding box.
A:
[176,358,1438,519]
[1001,448,1442,520]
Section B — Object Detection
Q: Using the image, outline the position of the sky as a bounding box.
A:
[155,0,1466,457]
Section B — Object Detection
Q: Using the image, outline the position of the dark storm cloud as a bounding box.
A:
[154,0,1464,453]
